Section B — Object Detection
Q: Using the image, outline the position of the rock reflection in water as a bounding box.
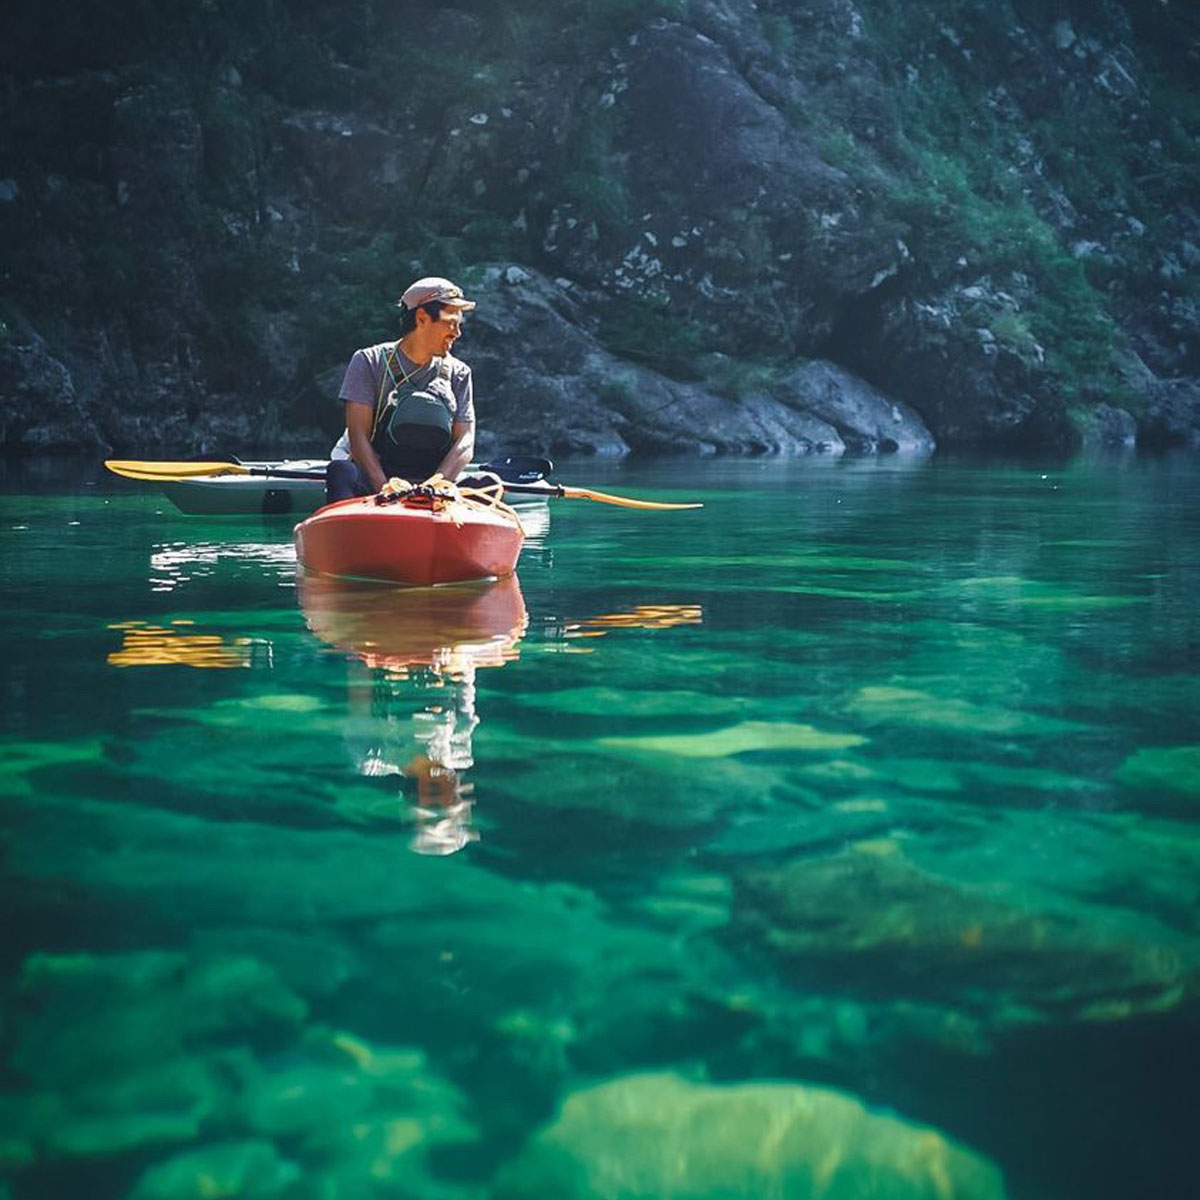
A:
[298,572,528,855]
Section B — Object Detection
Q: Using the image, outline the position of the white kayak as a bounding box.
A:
[156,460,328,516]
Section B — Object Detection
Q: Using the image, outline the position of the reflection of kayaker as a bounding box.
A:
[403,754,478,857]
[299,572,527,857]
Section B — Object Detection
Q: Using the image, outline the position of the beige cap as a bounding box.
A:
[398,276,477,311]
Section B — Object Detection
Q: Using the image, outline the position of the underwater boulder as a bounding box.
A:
[9,951,307,1088]
[239,1064,374,1137]
[492,1071,1007,1199]
[125,1139,299,1200]
[730,846,1198,1023]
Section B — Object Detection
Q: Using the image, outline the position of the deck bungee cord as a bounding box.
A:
[374,472,524,533]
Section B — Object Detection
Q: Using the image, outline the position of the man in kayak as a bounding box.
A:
[326,276,477,501]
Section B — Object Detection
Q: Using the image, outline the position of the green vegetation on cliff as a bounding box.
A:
[760,0,1198,414]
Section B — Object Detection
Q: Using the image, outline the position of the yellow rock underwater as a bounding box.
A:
[492,1071,1007,1199]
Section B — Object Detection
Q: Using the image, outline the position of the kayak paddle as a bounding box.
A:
[105,459,699,509]
[498,481,702,511]
[475,455,554,483]
[104,456,553,485]
[105,460,326,481]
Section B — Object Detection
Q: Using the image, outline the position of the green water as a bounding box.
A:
[2,455,1198,1200]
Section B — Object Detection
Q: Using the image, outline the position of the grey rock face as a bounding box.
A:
[578,20,905,354]
[845,281,1078,450]
[1141,378,1200,449]
[1078,402,1137,448]
[773,360,934,454]
[465,266,932,458]
[0,331,106,452]
[0,1,1195,455]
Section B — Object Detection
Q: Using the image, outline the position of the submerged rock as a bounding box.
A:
[1116,744,1200,800]
[126,1139,299,1200]
[9,952,307,1088]
[731,846,1198,1023]
[256,1031,480,1198]
[1,951,309,1169]
[189,926,362,999]
[2,946,482,1195]
[600,719,867,758]
[492,1071,1007,1199]
[239,1065,373,1137]
[45,1111,203,1159]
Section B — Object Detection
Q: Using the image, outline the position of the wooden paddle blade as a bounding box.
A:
[105,460,329,482]
[105,460,251,480]
[559,486,702,511]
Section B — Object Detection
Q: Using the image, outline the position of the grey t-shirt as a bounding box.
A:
[330,342,474,459]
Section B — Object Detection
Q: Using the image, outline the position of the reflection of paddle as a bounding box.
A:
[104,456,554,484]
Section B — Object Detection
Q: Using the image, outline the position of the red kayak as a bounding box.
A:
[294,482,525,586]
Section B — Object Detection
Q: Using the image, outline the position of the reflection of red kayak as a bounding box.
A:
[297,572,527,673]
[294,492,524,586]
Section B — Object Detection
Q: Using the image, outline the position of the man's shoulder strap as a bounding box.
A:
[371,341,407,437]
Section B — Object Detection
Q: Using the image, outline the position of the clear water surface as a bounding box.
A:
[2,454,1198,1200]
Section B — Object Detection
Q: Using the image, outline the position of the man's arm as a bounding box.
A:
[437,420,475,481]
[345,402,389,491]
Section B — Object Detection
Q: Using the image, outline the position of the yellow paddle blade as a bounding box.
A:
[105,460,252,480]
[558,485,702,511]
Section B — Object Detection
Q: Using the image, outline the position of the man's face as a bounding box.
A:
[430,307,464,354]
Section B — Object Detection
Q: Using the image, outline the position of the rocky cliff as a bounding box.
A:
[1,0,1196,458]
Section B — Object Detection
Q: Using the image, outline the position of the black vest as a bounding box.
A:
[370,354,455,481]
